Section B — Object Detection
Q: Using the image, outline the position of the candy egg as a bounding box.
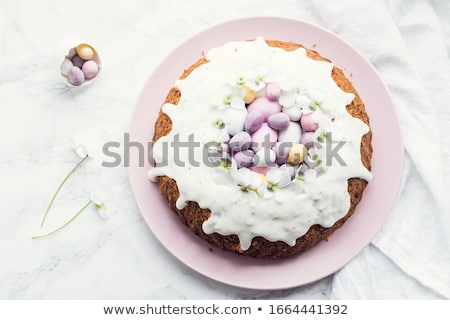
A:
[60,58,73,76]
[251,123,278,153]
[287,144,307,165]
[253,148,276,167]
[300,131,315,146]
[278,121,302,144]
[300,112,318,132]
[251,164,278,175]
[229,131,251,152]
[71,54,85,68]
[247,97,281,120]
[282,105,302,121]
[267,112,290,131]
[76,43,95,60]
[265,83,281,101]
[243,86,256,104]
[244,110,263,133]
[234,150,255,168]
[272,141,292,165]
[67,66,85,86]
[82,60,99,79]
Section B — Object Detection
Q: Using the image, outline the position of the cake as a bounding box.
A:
[148,38,372,259]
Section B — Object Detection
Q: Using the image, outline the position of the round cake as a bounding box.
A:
[148,38,372,259]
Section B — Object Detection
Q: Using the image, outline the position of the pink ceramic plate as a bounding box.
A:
[129,17,403,290]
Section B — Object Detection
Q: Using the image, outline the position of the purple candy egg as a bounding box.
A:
[71,54,85,68]
[234,150,255,168]
[228,131,251,152]
[247,97,281,120]
[267,112,290,131]
[67,66,85,86]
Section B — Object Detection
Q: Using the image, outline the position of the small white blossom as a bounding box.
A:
[230,167,263,207]
[279,87,312,110]
[213,84,246,110]
[75,144,89,158]
[90,192,112,219]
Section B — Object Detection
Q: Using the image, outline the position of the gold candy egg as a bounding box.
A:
[287,144,307,165]
[76,43,95,60]
[243,86,256,104]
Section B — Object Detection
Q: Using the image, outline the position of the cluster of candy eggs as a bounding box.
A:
[222,83,320,180]
[60,43,101,86]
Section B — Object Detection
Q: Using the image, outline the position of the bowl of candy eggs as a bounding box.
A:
[59,42,101,87]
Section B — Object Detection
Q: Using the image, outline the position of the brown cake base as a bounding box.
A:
[152,39,372,259]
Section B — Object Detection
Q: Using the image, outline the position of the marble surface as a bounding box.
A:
[1,0,448,299]
[0,0,334,299]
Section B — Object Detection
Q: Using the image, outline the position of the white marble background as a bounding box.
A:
[0,0,448,299]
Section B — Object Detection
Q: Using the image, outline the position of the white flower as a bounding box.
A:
[245,67,273,92]
[266,168,291,188]
[75,144,89,158]
[279,87,312,110]
[303,169,317,182]
[287,178,305,195]
[257,167,292,200]
[230,167,263,207]
[213,84,246,110]
[90,192,112,219]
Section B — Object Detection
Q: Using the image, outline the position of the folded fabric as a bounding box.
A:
[309,0,450,298]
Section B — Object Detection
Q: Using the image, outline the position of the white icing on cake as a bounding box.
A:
[148,37,372,250]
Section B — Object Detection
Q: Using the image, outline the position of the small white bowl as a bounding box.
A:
[58,39,102,87]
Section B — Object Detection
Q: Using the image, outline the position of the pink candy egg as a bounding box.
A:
[247,97,281,120]
[300,112,318,132]
[265,83,281,101]
[251,123,278,153]
[250,164,278,175]
[82,60,99,79]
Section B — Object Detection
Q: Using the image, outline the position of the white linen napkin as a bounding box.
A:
[308,0,450,298]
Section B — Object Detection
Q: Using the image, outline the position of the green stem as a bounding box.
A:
[32,200,92,240]
[40,155,89,228]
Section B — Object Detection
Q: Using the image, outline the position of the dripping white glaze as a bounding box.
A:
[148,37,372,250]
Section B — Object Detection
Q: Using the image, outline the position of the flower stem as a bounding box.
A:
[32,200,92,240]
[40,155,89,228]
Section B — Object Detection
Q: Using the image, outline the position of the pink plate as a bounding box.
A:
[129,17,403,290]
